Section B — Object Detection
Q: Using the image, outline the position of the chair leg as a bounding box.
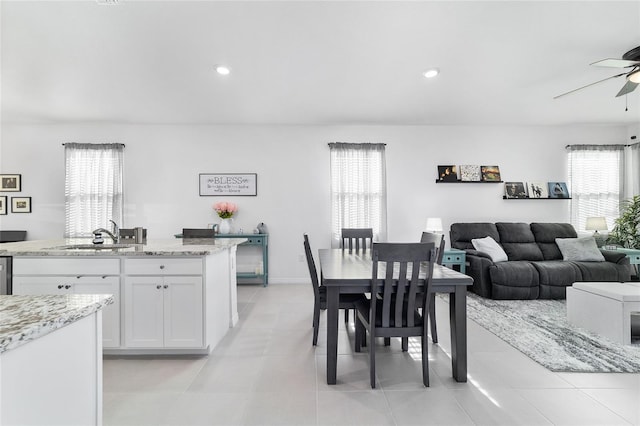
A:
[401,337,408,351]
[312,302,320,346]
[344,308,349,323]
[370,330,376,388]
[355,315,364,352]
[422,334,430,387]
[384,337,390,346]
[429,294,438,344]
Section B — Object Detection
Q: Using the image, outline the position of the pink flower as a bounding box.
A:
[213,201,238,218]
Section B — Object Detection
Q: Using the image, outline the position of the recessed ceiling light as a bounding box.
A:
[215,65,231,76]
[423,68,440,79]
[96,0,118,4]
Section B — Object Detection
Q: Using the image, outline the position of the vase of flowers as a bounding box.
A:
[213,201,238,234]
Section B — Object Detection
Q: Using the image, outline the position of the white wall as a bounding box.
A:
[0,123,630,282]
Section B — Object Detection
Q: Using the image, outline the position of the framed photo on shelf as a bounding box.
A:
[0,196,6,215]
[11,196,31,213]
[459,165,481,182]
[437,165,458,182]
[0,174,21,192]
[548,182,570,198]
[480,166,501,181]
[504,182,528,198]
[528,182,548,198]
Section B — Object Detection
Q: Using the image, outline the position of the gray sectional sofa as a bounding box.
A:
[450,222,630,299]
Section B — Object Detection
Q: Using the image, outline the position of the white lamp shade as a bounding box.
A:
[585,217,608,231]
[425,217,443,233]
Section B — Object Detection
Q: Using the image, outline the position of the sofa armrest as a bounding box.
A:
[465,253,496,298]
[600,250,631,265]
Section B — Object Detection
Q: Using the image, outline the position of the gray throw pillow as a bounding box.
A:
[555,237,605,262]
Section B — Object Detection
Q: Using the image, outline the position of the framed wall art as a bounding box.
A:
[199,173,257,196]
[0,196,6,215]
[1,174,21,192]
[11,196,31,213]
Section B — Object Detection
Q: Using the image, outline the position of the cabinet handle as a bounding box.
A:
[156,285,162,289]
[102,275,107,279]
[57,285,64,289]
[159,265,165,270]
[163,284,168,289]
[65,285,72,290]
[76,276,82,279]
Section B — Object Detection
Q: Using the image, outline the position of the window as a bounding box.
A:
[64,143,124,237]
[329,143,387,246]
[568,144,624,232]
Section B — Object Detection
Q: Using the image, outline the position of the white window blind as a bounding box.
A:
[329,142,387,247]
[64,143,124,238]
[568,144,624,233]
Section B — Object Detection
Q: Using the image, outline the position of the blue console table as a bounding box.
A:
[218,234,269,286]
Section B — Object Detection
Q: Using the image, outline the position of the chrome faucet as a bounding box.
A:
[92,220,120,244]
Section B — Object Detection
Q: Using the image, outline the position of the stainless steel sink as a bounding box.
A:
[53,243,137,250]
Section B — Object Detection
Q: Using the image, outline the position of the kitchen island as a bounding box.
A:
[0,294,112,425]
[0,238,245,355]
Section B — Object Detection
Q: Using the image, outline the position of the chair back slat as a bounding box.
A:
[303,234,321,300]
[341,228,373,252]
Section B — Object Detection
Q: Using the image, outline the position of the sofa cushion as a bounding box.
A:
[530,223,577,260]
[496,222,544,261]
[531,261,582,299]
[450,223,499,250]
[489,261,540,299]
[472,236,508,262]
[571,261,630,282]
[555,237,605,262]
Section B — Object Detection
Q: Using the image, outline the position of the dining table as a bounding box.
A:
[318,248,473,385]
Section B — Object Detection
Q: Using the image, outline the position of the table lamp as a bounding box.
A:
[425,217,443,234]
[585,216,607,247]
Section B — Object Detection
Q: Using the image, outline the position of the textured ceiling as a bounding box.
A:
[2,0,640,126]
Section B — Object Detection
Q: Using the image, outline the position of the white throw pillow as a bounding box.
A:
[555,237,605,262]
[471,236,508,262]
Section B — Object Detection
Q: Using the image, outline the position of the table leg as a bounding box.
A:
[449,286,467,382]
[326,286,340,385]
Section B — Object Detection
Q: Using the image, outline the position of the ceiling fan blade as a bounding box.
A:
[553,72,626,99]
[591,58,640,68]
[615,80,639,97]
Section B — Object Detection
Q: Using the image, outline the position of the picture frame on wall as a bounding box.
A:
[548,182,570,198]
[437,165,458,181]
[0,174,21,192]
[528,182,549,198]
[480,166,501,181]
[199,173,258,196]
[459,165,482,182]
[504,182,528,198]
[0,196,6,215]
[11,196,31,213]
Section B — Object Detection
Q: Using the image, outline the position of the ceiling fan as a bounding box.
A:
[554,45,640,99]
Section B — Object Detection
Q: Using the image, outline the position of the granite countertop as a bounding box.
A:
[0,294,114,354]
[0,238,247,256]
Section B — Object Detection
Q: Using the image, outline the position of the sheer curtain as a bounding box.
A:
[624,143,640,198]
[567,144,625,232]
[329,142,387,247]
[65,143,124,238]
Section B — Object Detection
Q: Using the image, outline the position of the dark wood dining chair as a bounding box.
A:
[354,242,437,388]
[341,228,373,252]
[420,231,446,344]
[304,234,366,346]
[182,228,216,238]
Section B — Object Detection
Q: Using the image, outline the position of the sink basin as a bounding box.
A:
[54,243,137,250]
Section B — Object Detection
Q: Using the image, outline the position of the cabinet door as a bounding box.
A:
[163,276,203,348]
[124,276,164,348]
[12,276,73,295]
[74,276,121,348]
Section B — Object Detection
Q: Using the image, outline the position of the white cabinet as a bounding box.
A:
[12,258,121,348]
[124,258,204,349]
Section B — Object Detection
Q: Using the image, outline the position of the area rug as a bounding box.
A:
[463,293,640,373]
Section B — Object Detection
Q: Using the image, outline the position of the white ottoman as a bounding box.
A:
[566,282,640,345]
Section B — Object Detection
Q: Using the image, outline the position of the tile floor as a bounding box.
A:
[104,284,640,425]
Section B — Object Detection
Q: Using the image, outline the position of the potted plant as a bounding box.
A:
[607,195,640,249]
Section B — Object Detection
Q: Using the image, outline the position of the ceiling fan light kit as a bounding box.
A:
[555,45,640,99]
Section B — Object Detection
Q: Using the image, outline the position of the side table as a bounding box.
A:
[218,234,269,286]
[612,247,640,279]
[442,248,466,274]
